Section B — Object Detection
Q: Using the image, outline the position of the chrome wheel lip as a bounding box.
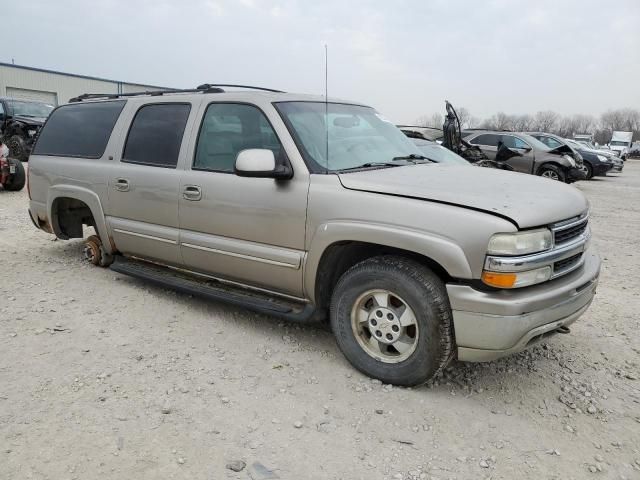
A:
[350,288,419,364]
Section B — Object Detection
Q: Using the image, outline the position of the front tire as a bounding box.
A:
[330,256,454,386]
[582,162,593,180]
[538,164,566,182]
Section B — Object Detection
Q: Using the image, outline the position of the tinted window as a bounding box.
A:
[194,103,283,172]
[33,101,125,158]
[470,134,499,147]
[123,103,191,168]
[501,135,530,149]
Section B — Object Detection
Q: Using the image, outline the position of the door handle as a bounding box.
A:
[183,185,202,201]
[114,178,130,192]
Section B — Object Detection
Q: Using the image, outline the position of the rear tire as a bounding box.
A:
[330,255,453,386]
[2,158,26,191]
[538,164,566,182]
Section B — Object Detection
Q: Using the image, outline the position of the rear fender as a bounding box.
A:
[47,185,113,254]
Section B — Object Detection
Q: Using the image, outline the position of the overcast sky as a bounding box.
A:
[3,0,639,123]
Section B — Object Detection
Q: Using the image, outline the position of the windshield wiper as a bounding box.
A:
[339,162,406,171]
[392,154,429,161]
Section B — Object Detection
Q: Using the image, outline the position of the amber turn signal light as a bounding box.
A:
[481,271,517,288]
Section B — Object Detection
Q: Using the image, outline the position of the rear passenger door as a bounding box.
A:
[106,102,194,266]
[468,133,499,159]
[178,102,308,296]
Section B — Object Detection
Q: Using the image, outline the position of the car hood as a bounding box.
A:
[11,115,47,126]
[338,165,588,229]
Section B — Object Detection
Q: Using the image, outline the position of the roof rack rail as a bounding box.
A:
[197,83,284,93]
[69,86,225,103]
[69,83,284,103]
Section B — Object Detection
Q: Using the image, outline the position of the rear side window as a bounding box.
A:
[32,101,125,158]
[122,103,191,168]
[470,134,499,146]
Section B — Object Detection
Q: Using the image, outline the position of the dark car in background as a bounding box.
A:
[0,97,54,161]
[461,130,585,183]
[529,132,616,179]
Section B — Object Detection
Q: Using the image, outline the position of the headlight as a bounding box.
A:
[596,154,609,162]
[482,266,552,289]
[487,229,553,256]
[563,155,576,167]
[28,129,36,137]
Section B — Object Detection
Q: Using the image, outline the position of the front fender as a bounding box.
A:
[47,185,113,254]
[303,221,472,302]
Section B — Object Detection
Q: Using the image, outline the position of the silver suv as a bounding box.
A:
[28,86,600,386]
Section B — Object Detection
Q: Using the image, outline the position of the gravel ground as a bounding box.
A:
[1,162,639,480]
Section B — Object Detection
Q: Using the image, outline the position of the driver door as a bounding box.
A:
[500,134,535,174]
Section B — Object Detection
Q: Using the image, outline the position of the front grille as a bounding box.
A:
[554,218,588,244]
[554,253,582,273]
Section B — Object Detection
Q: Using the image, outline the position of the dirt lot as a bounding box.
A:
[1,163,639,480]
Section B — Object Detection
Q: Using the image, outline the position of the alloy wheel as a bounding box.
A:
[350,289,419,363]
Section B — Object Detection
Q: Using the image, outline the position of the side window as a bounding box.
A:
[122,103,191,168]
[0,102,4,120]
[32,101,126,158]
[501,135,529,149]
[471,134,499,147]
[543,136,562,148]
[194,103,283,172]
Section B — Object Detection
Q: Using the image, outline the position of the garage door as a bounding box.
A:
[5,87,58,106]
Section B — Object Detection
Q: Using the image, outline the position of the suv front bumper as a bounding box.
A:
[446,248,600,362]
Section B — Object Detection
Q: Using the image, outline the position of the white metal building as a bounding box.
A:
[0,62,170,106]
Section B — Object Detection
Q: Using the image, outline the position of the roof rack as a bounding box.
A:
[69,83,284,103]
[197,83,284,93]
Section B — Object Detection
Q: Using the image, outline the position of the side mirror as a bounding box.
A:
[234,149,292,179]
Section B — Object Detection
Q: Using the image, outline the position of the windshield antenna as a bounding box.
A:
[324,44,329,174]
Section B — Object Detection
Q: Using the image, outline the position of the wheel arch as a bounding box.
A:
[536,160,567,176]
[305,222,473,309]
[47,185,114,253]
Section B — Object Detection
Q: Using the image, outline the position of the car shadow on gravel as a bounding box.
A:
[46,238,570,391]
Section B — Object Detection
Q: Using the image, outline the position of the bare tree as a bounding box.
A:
[534,111,559,132]
[513,114,534,132]
[456,107,471,129]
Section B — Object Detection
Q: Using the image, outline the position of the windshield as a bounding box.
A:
[8,100,54,118]
[518,134,550,151]
[411,139,469,165]
[610,141,628,147]
[275,102,423,172]
[565,139,584,150]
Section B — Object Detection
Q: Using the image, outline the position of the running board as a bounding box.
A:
[110,256,316,322]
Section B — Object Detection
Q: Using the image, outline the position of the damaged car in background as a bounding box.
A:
[530,133,619,179]
[461,130,586,183]
[0,97,54,161]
